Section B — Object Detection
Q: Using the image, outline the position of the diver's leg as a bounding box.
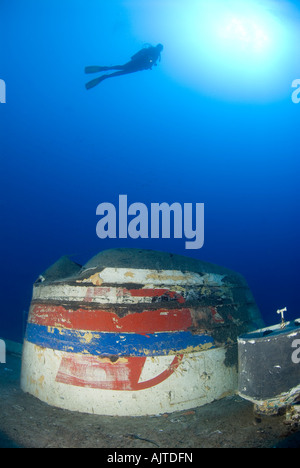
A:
[85,66,108,73]
[95,61,135,72]
[105,65,125,70]
[85,69,138,89]
[85,65,125,73]
[103,69,137,78]
[85,75,110,89]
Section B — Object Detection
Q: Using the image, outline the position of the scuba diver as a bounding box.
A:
[85,43,163,89]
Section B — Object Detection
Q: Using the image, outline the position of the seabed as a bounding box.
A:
[0,349,299,448]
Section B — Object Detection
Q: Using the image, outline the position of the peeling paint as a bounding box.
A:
[25,322,215,356]
[124,271,135,278]
[77,272,103,286]
[22,249,262,416]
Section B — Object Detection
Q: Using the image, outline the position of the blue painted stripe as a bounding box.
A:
[25,323,214,357]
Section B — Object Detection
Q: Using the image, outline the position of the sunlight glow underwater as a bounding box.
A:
[131,0,299,101]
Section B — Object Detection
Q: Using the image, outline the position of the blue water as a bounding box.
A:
[1,0,300,342]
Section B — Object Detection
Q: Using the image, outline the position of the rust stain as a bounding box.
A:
[76,272,103,286]
[166,342,214,356]
[96,356,128,365]
[38,375,45,386]
[145,272,195,282]
[124,271,135,278]
[47,325,68,336]
[81,331,94,344]
[34,344,46,362]
[185,342,214,353]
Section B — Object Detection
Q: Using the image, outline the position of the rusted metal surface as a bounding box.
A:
[21,248,263,416]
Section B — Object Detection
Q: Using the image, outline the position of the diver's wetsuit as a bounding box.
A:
[85,44,163,89]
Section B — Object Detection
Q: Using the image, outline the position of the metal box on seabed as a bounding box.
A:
[238,319,300,415]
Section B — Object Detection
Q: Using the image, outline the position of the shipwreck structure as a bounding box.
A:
[21,248,263,416]
[238,318,300,415]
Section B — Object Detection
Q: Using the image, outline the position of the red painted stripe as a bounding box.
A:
[56,354,184,391]
[210,307,225,323]
[29,304,193,333]
[127,288,169,297]
[127,289,185,303]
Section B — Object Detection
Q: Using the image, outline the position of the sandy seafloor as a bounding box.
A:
[0,351,299,449]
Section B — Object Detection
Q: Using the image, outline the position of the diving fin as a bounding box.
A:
[85,66,109,74]
[85,75,108,89]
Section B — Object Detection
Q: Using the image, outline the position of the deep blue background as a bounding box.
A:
[1,0,300,341]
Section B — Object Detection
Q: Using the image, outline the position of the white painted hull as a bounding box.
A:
[21,340,237,416]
